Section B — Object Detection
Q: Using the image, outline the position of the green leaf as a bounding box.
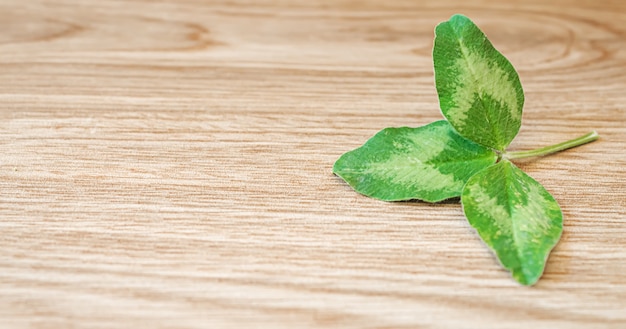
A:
[461,159,563,285]
[331,14,598,286]
[333,120,497,202]
[434,14,524,151]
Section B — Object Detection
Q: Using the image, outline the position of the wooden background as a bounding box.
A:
[1,0,625,327]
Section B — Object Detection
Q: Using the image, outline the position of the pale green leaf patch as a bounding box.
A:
[434,14,524,151]
[333,121,497,202]
[461,159,563,286]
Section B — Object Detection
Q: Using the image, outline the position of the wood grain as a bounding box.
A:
[1,0,625,328]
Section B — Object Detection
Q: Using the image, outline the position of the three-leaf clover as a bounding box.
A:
[333,14,598,286]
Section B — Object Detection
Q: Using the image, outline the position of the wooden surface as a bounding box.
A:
[1,0,625,328]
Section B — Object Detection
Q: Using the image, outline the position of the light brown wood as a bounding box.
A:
[1,0,625,327]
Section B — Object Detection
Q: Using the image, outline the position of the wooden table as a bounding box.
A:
[2,0,625,327]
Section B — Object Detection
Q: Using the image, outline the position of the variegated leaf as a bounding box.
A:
[333,120,497,202]
[461,159,563,285]
[434,14,524,151]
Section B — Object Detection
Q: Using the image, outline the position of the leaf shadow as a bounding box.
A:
[395,196,461,206]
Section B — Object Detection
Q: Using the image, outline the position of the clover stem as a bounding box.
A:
[504,131,599,160]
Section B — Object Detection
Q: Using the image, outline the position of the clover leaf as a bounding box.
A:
[333,14,598,285]
[434,14,524,151]
[334,121,497,202]
[462,159,563,286]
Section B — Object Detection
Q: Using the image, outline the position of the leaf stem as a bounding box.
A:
[504,131,599,160]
